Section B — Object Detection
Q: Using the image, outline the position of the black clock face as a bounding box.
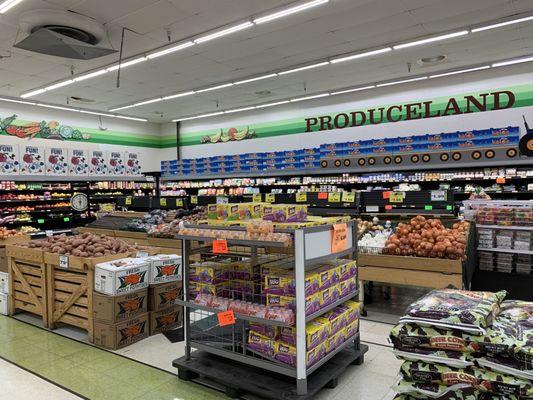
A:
[70,193,88,211]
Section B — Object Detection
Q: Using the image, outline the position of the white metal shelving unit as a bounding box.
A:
[173,221,366,398]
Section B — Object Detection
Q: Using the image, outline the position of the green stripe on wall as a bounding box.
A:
[177,83,533,147]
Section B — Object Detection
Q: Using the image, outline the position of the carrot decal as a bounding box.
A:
[118,297,145,314]
[159,290,178,304]
[156,265,178,277]
[118,272,147,289]
[119,322,146,341]
[156,312,178,328]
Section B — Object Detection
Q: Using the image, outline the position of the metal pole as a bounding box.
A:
[294,229,307,395]
[183,238,192,359]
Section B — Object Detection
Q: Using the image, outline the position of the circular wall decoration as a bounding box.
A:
[485,150,495,159]
[334,159,342,167]
[422,154,431,162]
[384,156,392,164]
[320,160,328,168]
[519,134,533,157]
[343,159,351,167]
[358,158,366,166]
[472,151,482,160]
[506,148,517,158]
[440,153,449,162]
[394,156,403,164]
[368,157,376,165]
[410,155,420,163]
[452,152,462,161]
[70,193,88,212]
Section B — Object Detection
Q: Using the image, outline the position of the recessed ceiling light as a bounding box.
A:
[114,115,148,122]
[429,65,490,78]
[36,104,79,112]
[290,93,330,102]
[174,111,224,122]
[255,100,290,109]
[330,85,375,95]
[0,0,24,13]
[235,73,278,85]
[73,69,108,82]
[45,80,74,91]
[0,97,36,105]
[393,31,469,50]
[196,83,234,93]
[472,15,533,33]
[253,0,329,24]
[278,61,330,75]
[225,106,256,114]
[330,47,392,64]
[492,55,533,67]
[194,22,253,44]
[106,57,147,72]
[134,98,163,107]
[376,76,428,87]
[20,88,47,98]
[417,55,447,66]
[146,41,195,59]
[162,91,196,100]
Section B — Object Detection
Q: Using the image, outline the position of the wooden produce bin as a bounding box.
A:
[358,253,463,289]
[76,227,116,237]
[0,236,29,273]
[44,252,131,342]
[114,231,150,246]
[6,245,48,326]
[146,237,182,253]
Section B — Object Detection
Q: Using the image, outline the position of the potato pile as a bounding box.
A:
[25,233,135,257]
[385,216,469,260]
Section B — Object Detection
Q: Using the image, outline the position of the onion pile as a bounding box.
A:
[385,216,469,260]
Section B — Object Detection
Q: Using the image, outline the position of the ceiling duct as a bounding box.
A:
[14,9,116,60]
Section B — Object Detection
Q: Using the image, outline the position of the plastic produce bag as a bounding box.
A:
[399,289,507,335]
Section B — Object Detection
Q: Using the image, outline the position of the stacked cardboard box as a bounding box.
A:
[92,253,183,349]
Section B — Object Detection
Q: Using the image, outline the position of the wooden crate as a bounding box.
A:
[44,252,131,342]
[114,230,148,240]
[6,245,48,326]
[147,237,182,252]
[358,253,463,289]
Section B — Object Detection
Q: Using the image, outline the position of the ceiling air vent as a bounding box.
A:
[14,9,116,60]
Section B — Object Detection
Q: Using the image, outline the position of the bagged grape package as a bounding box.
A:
[394,380,474,399]
[393,387,479,400]
[399,289,507,335]
[393,345,474,369]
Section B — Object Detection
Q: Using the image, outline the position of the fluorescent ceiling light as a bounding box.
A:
[393,30,469,50]
[45,80,74,91]
[147,41,195,59]
[331,48,392,64]
[196,83,234,93]
[37,104,79,112]
[106,57,147,72]
[0,97,36,105]
[430,65,490,78]
[254,0,329,24]
[255,100,290,109]
[225,106,256,114]
[194,22,253,44]
[163,91,196,100]
[0,0,24,13]
[115,116,148,122]
[290,93,330,102]
[472,15,533,33]
[492,55,533,67]
[74,69,108,82]
[20,88,47,98]
[377,76,428,87]
[134,98,163,106]
[109,104,138,112]
[234,73,278,85]
[331,85,375,95]
[278,61,329,75]
[79,110,116,118]
[174,111,224,122]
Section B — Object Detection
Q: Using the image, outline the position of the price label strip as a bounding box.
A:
[190,196,198,205]
[342,192,355,203]
[252,193,262,203]
[125,197,132,205]
[176,198,184,207]
[212,239,228,254]
[160,198,167,207]
[296,192,307,202]
[217,310,236,327]
[328,192,341,203]
[331,223,348,253]
[389,191,405,203]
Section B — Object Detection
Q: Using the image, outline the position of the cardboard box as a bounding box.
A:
[0,292,7,315]
[149,305,183,335]
[93,313,149,350]
[0,248,6,273]
[0,271,8,294]
[148,281,181,312]
[94,258,150,296]
[146,254,182,284]
[93,289,148,324]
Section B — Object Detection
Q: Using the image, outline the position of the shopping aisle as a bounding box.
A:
[1,314,400,400]
[0,359,81,400]
[0,315,223,400]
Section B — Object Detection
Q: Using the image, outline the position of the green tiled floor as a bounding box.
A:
[0,315,224,400]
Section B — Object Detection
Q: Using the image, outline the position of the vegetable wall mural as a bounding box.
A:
[200,126,256,144]
[0,114,90,141]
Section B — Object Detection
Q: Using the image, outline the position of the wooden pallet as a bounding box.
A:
[6,245,48,326]
[44,252,130,342]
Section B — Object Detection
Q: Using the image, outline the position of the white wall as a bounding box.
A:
[179,63,533,159]
[0,102,164,171]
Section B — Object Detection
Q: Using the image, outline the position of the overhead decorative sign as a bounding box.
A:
[0,114,90,141]
[200,126,256,144]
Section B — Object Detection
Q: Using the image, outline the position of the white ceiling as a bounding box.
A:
[0,0,533,122]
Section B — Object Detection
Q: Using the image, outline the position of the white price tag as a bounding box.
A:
[216,196,229,204]
[145,176,155,182]
[431,190,447,202]
[45,230,53,237]
[136,251,149,258]
[366,206,379,213]
[59,255,68,269]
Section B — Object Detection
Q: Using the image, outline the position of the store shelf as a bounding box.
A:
[476,225,533,231]
[306,332,359,375]
[0,175,148,182]
[305,291,359,322]
[176,234,289,248]
[477,247,533,255]
[0,197,71,203]
[175,300,292,327]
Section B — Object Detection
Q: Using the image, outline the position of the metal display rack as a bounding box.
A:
[173,222,367,398]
